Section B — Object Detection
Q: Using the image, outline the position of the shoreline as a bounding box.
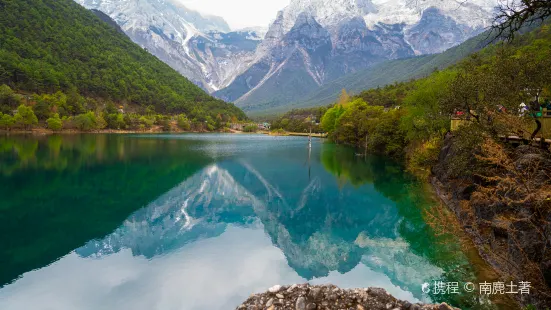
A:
[0,129,329,138]
[237,283,458,310]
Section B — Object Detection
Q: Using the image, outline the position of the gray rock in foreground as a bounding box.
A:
[237,284,459,310]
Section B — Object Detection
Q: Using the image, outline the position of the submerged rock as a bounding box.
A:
[237,284,460,310]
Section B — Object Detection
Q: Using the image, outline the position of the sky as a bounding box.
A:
[178,0,291,29]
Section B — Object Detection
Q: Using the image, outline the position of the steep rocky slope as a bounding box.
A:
[433,137,551,308]
[216,0,497,114]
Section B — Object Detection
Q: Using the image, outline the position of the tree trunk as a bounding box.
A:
[530,118,542,141]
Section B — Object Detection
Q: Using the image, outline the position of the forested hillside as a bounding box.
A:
[0,0,246,130]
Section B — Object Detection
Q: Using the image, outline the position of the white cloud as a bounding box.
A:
[177,0,291,29]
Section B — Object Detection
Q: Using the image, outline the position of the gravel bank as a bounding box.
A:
[237,284,459,310]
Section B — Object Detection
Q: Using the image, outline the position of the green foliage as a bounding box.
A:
[14,104,38,129]
[407,137,443,179]
[270,106,327,133]
[243,125,258,132]
[0,0,246,122]
[33,100,50,121]
[46,113,63,131]
[157,116,171,132]
[0,112,15,129]
[176,114,191,131]
[105,113,126,130]
[400,70,456,141]
[333,99,384,146]
[321,105,345,133]
[139,116,154,129]
[0,84,20,114]
[73,112,98,131]
[270,128,287,136]
[368,109,407,157]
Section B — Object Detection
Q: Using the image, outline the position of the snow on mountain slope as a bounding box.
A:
[216,0,498,114]
[367,0,495,29]
[75,0,261,92]
[76,0,498,110]
[280,0,378,35]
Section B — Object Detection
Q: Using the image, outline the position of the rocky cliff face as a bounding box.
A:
[216,0,496,114]
[432,137,551,309]
[405,8,474,55]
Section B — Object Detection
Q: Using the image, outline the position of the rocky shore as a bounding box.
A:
[432,136,551,308]
[237,284,459,310]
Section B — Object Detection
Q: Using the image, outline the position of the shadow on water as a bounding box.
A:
[0,134,213,287]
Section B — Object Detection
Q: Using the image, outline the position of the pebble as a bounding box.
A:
[296,296,306,310]
[309,288,322,300]
[439,303,453,310]
[268,285,282,293]
[236,284,461,310]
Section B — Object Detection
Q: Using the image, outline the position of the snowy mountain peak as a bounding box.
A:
[364,0,496,30]
[277,0,497,33]
[76,0,230,33]
[281,0,378,33]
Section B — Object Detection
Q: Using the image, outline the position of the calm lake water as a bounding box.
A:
[0,134,501,309]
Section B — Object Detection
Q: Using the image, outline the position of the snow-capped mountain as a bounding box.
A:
[76,0,497,113]
[75,0,263,92]
[215,0,498,113]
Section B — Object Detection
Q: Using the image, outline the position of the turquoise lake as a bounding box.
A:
[0,134,502,309]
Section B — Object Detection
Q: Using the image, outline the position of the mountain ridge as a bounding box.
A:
[216,0,497,114]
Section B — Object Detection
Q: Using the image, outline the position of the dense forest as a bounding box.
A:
[0,0,246,131]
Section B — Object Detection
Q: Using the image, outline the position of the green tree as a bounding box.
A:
[400,70,456,142]
[33,100,51,121]
[0,113,15,130]
[321,105,345,133]
[176,114,191,131]
[139,116,154,129]
[74,112,97,131]
[243,125,257,132]
[14,104,38,130]
[334,100,383,146]
[0,84,20,114]
[46,113,63,131]
[106,113,126,129]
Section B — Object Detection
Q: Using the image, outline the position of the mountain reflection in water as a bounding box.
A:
[0,134,489,310]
